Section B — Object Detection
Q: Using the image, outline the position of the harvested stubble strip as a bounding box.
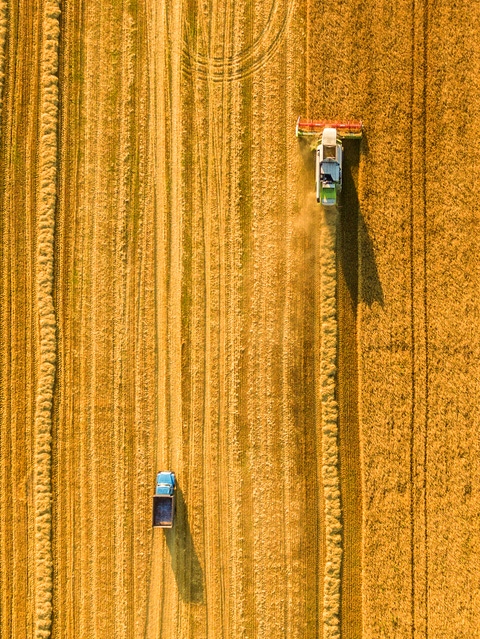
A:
[34,1,60,638]
[320,208,342,639]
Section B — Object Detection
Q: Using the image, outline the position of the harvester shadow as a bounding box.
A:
[340,139,384,308]
[164,485,204,604]
[298,135,384,308]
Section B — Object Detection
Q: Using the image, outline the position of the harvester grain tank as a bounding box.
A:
[296,117,362,207]
[152,471,176,528]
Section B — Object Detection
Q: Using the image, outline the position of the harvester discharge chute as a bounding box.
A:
[296,117,362,207]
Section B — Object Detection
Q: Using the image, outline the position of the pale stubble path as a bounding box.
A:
[147,0,326,638]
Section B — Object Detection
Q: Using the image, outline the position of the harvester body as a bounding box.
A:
[317,127,342,206]
[296,117,362,207]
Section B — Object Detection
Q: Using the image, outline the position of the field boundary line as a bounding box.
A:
[34,1,60,637]
[320,208,342,639]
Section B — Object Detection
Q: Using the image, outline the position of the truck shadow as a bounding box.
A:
[341,139,384,308]
[164,485,204,604]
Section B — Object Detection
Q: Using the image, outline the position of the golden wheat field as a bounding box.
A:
[1,0,480,638]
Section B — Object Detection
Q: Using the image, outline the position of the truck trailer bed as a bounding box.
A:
[152,495,174,528]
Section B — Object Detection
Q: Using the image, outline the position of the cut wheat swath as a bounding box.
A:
[34,1,60,638]
[320,207,342,639]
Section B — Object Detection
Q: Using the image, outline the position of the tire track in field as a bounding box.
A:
[111,6,138,637]
[409,0,429,636]
[165,1,186,636]
[222,4,258,635]
[0,2,39,635]
[148,1,241,635]
[129,4,156,636]
[145,0,170,633]
[145,0,171,635]
[231,7,257,637]
[80,3,145,637]
[250,3,290,635]
[185,10,218,635]
[282,9,314,638]
[252,3,291,634]
[249,2,278,634]
[221,2,257,635]
[112,6,134,637]
[150,0,312,637]
[147,0,185,636]
[182,0,297,81]
[53,2,153,638]
[180,2,234,635]
[86,5,108,634]
[199,1,240,635]
[201,46,228,639]
[53,0,83,634]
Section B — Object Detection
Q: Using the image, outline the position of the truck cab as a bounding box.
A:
[152,471,176,528]
[316,127,342,206]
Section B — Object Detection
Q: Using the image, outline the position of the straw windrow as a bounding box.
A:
[34,1,60,637]
[320,208,342,639]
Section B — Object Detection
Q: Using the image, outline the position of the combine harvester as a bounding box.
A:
[296,118,362,207]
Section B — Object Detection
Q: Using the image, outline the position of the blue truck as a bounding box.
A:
[152,471,176,528]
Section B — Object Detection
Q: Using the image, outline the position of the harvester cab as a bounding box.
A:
[296,117,362,207]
